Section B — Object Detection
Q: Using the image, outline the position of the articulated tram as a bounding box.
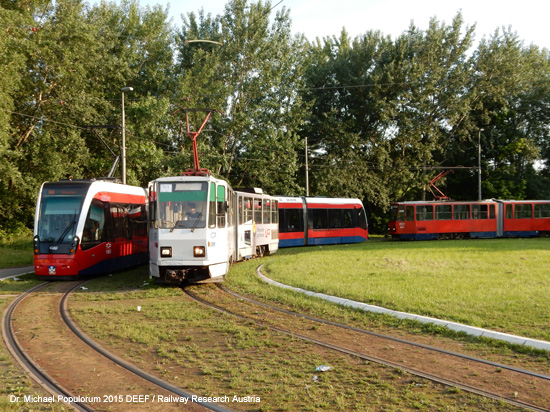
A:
[147,175,278,284]
[33,179,148,279]
[387,199,550,240]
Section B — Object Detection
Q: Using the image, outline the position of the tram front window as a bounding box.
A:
[38,196,83,243]
[157,182,208,229]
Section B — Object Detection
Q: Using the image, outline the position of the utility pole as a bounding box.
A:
[121,86,133,184]
[478,128,484,201]
[305,136,309,196]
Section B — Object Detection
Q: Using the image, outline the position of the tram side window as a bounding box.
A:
[405,206,414,221]
[311,209,328,229]
[535,203,550,218]
[281,209,303,232]
[228,190,234,226]
[328,209,342,228]
[253,199,261,223]
[343,209,354,228]
[454,205,470,220]
[271,200,278,224]
[505,204,513,219]
[81,199,106,250]
[209,183,216,228]
[263,199,271,224]
[111,204,129,239]
[217,185,226,228]
[435,205,452,220]
[129,204,147,238]
[416,205,433,221]
[514,204,533,219]
[245,197,253,223]
[472,204,489,220]
[357,207,368,229]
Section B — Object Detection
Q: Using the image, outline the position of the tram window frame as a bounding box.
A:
[535,203,550,218]
[81,199,107,250]
[435,205,452,220]
[217,185,226,228]
[271,200,278,224]
[343,209,354,228]
[282,208,303,233]
[253,199,262,224]
[416,205,434,221]
[208,182,216,229]
[514,203,533,219]
[357,207,368,230]
[328,209,342,228]
[311,209,328,229]
[262,199,271,224]
[505,204,513,219]
[454,204,470,220]
[472,204,489,220]
[405,206,414,221]
[244,197,253,223]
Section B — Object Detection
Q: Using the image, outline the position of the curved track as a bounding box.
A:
[4,281,234,412]
[183,282,550,412]
[2,281,93,412]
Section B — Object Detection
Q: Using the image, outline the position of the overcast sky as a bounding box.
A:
[129,0,550,49]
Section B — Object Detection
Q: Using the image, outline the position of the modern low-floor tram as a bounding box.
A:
[33,179,148,279]
[277,196,368,247]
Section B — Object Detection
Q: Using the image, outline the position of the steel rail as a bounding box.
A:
[60,282,234,412]
[2,281,94,412]
[218,283,550,381]
[183,285,550,412]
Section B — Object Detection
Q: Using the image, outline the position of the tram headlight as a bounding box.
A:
[160,246,172,258]
[193,246,205,258]
[33,236,39,254]
[69,236,79,254]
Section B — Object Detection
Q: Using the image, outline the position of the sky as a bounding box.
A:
[132,0,550,50]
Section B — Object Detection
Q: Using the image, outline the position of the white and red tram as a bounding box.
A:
[33,179,148,279]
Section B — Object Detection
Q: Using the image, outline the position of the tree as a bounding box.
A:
[174,0,310,195]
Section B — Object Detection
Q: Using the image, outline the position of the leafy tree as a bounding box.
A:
[174,0,310,195]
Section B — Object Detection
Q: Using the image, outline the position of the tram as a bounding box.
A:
[277,197,368,247]
[33,179,148,279]
[387,199,550,240]
[147,176,279,284]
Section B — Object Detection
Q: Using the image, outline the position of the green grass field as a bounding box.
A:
[0,237,33,269]
[253,238,550,342]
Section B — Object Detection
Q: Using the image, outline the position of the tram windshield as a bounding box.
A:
[38,191,85,243]
[157,182,208,229]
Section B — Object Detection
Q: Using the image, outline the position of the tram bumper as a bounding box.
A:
[157,261,227,284]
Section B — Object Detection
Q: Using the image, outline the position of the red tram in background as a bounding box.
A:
[387,199,550,240]
[277,197,368,247]
[33,179,148,279]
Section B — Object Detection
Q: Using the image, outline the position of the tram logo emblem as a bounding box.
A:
[48,266,56,275]
[106,242,112,255]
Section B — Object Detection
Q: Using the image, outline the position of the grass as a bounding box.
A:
[257,238,550,342]
[1,237,548,410]
[0,236,33,269]
[67,268,524,411]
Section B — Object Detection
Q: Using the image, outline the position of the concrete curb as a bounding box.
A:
[256,266,550,352]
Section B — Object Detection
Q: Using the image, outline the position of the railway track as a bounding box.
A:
[3,281,233,412]
[183,281,550,412]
